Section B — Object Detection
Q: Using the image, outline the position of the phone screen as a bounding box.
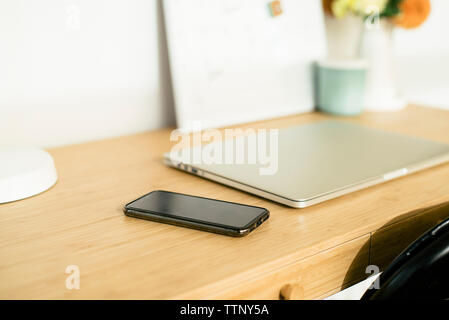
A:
[125,190,268,230]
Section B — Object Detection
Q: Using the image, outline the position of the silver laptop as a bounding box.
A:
[164,121,449,208]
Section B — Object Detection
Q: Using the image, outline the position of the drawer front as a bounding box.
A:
[371,202,449,270]
[212,234,370,300]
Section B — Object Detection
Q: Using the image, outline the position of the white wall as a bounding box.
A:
[394,0,449,110]
[0,0,175,148]
[1,0,448,149]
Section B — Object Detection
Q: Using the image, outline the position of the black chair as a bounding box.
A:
[362,217,449,300]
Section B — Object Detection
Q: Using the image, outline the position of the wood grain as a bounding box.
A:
[212,234,370,300]
[0,105,448,299]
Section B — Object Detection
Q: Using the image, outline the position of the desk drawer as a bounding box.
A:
[371,202,449,270]
[213,234,370,300]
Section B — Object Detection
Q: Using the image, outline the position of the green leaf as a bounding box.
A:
[381,0,402,18]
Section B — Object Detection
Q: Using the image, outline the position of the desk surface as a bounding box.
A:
[1,105,449,299]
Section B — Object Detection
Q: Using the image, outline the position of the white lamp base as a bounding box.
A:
[0,147,58,204]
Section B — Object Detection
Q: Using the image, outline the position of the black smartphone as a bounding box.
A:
[124,190,269,237]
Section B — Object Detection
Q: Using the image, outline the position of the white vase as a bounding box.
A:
[324,14,364,60]
[359,20,406,111]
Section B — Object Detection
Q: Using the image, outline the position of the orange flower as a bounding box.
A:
[393,0,431,29]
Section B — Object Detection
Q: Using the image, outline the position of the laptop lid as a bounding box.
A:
[166,121,449,207]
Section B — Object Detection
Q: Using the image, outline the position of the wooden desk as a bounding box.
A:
[1,105,449,299]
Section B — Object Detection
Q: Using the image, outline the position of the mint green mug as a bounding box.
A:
[316,59,367,116]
